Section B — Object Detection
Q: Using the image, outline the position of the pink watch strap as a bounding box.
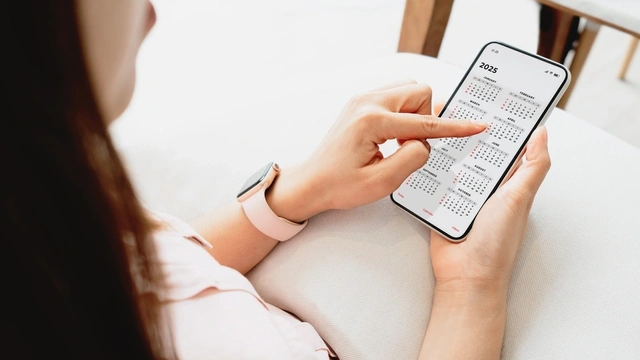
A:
[241,185,308,241]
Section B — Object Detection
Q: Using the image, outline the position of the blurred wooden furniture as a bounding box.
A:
[397,0,454,58]
[536,1,640,108]
[619,37,639,80]
[398,0,640,109]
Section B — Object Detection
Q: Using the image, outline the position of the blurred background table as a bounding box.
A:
[398,0,640,108]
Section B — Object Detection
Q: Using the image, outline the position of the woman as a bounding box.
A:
[3,0,550,359]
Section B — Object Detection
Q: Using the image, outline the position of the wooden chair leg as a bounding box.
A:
[397,0,454,57]
[537,5,578,63]
[618,37,639,80]
[557,20,600,109]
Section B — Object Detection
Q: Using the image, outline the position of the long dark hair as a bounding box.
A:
[1,1,172,358]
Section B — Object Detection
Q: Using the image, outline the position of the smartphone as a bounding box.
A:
[391,41,570,242]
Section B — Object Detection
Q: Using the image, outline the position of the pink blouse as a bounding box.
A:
[149,212,334,360]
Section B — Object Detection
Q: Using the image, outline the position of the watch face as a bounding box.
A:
[237,162,274,199]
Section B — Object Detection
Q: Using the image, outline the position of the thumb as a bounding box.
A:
[502,126,551,196]
[374,140,430,187]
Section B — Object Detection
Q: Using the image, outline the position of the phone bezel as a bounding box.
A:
[390,41,570,241]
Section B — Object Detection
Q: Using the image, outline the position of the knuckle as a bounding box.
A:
[421,117,440,133]
[531,152,552,174]
[415,83,433,98]
[349,92,385,113]
[349,92,371,107]
[354,108,381,128]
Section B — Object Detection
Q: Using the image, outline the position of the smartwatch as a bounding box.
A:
[237,162,307,241]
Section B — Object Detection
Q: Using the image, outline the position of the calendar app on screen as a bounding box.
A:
[391,42,569,241]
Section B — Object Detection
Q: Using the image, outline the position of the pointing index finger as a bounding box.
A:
[379,113,488,141]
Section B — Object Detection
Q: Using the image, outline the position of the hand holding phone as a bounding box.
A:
[391,42,570,241]
[431,125,550,288]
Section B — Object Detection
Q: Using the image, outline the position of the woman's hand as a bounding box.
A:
[267,80,487,222]
[419,110,551,360]
[430,125,551,295]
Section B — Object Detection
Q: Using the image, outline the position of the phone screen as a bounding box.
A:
[391,42,569,241]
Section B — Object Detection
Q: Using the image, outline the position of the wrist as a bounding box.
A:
[433,279,507,312]
[265,165,325,223]
[422,280,507,360]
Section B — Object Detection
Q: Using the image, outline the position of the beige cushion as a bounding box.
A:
[115,54,640,359]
